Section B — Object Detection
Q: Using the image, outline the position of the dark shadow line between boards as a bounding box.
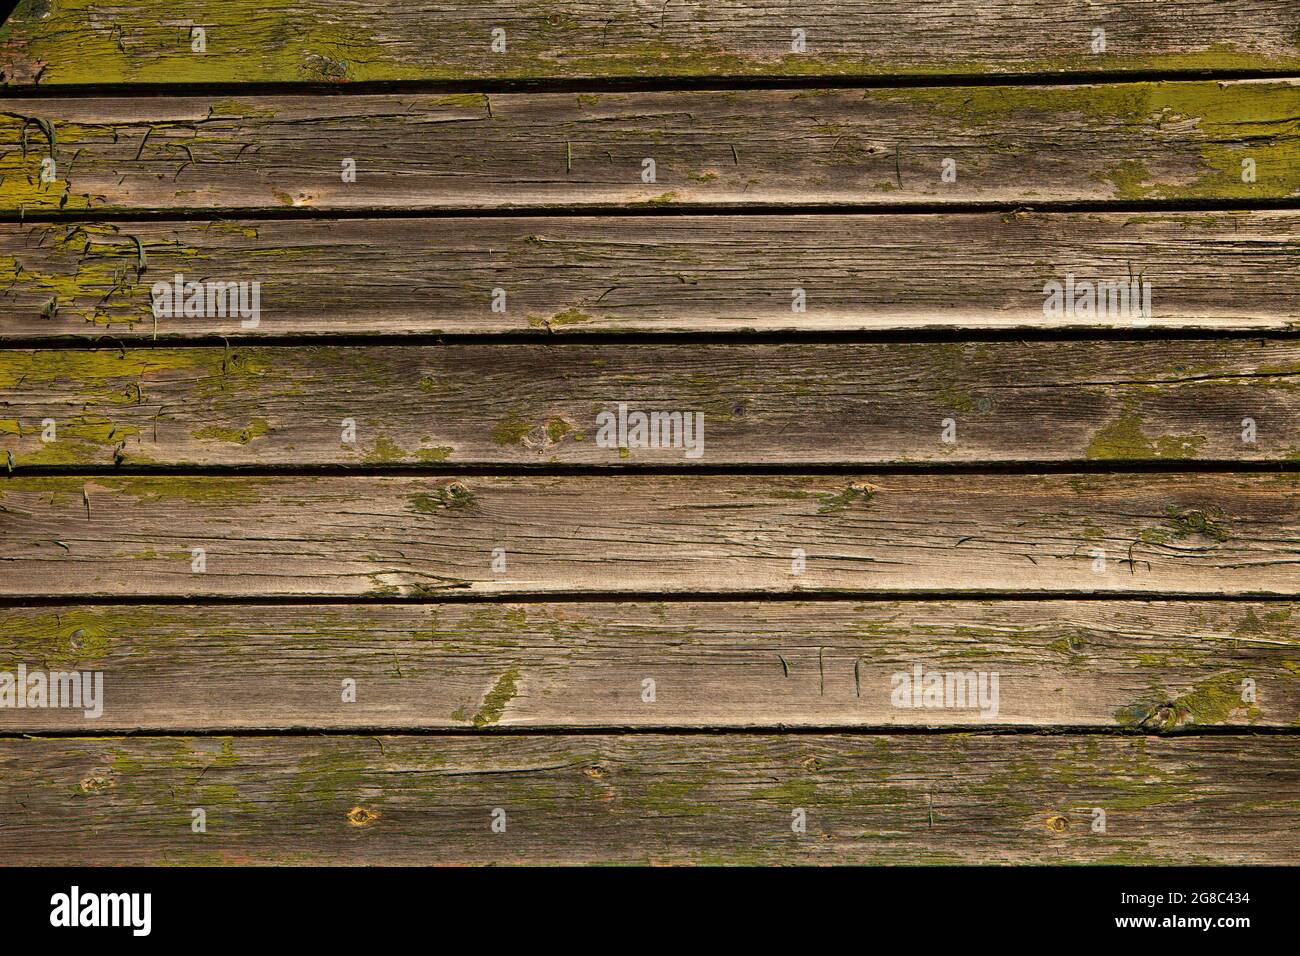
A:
[8,328,1300,348]
[1,67,1297,99]
[6,197,1300,224]
[6,460,1299,477]
[0,724,1295,740]
[2,591,1298,608]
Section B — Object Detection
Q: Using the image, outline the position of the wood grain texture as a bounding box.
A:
[1,473,1296,597]
[5,212,1300,338]
[5,0,1298,876]
[4,340,1300,467]
[1,601,1294,732]
[2,734,1294,864]
[3,80,1298,213]
[3,1,1298,86]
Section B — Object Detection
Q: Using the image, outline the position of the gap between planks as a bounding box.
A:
[6,199,1300,225]
[4,68,1300,99]
[4,590,1300,605]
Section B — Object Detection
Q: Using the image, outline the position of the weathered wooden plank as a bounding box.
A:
[3,340,1299,467]
[1,601,1293,732]
[0,474,1295,597]
[2,734,1294,864]
[3,1,1298,86]
[2,81,1297,213]
[5,212,1300,337]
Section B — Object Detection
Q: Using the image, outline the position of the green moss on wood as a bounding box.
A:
[1086,412,1206,460]
[408,482,475,513]
[873,80,1300,202]
[490,415,532,446]
[363,436,404,463]
[191,417,268,444]
[470,668,520,727]
[817,482,877,514]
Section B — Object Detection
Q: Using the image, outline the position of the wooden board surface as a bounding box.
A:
[1,473,1296,597]
[0,601,1293,732]
[3,80,1298,213]
[4,212,1300,338]
[3,0,1298,872]
[3,1,1299,86]
[4,340,1300,467]
[2,734,1294,865]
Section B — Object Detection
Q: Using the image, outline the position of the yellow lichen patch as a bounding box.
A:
[3,2,1299,87]
[1085,412,1206,461]
[871,80,1300,201]
[527,308,593,331]
[0,0,424,85]
[433,93,489,111]
[0,224,205,328]
[7,417,143,466]
[346,806,380,827]
[415,444,452,462]
[1169,676,1260,726]
[91,476,273,504]
[0,350,270,415]
[408,482,475,513]
[467,668,520,727]
[362,436,404,463]
[817,482,879,514]
[191,417,269,444]
[1122,673,1262,730]
[491,413,576,449]
[1144,81,1300,200]
[206,99,280,119]
[0,350,184,404]
[78,770,116,794]
[204,221,259,239]
[1094,159,1153,200]
[0,607,115,669]
[0,113,100,212]
[866,83,1156,126]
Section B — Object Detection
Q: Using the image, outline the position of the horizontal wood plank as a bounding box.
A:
[3,1,1298,86]
[1,473,1296,597]
[2,81,1297,212]
[5,212,1300,337]
[7,0,1298,875]
[2,734,1294,864]
[4,340,1300,466]
[1,601,1294,732]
